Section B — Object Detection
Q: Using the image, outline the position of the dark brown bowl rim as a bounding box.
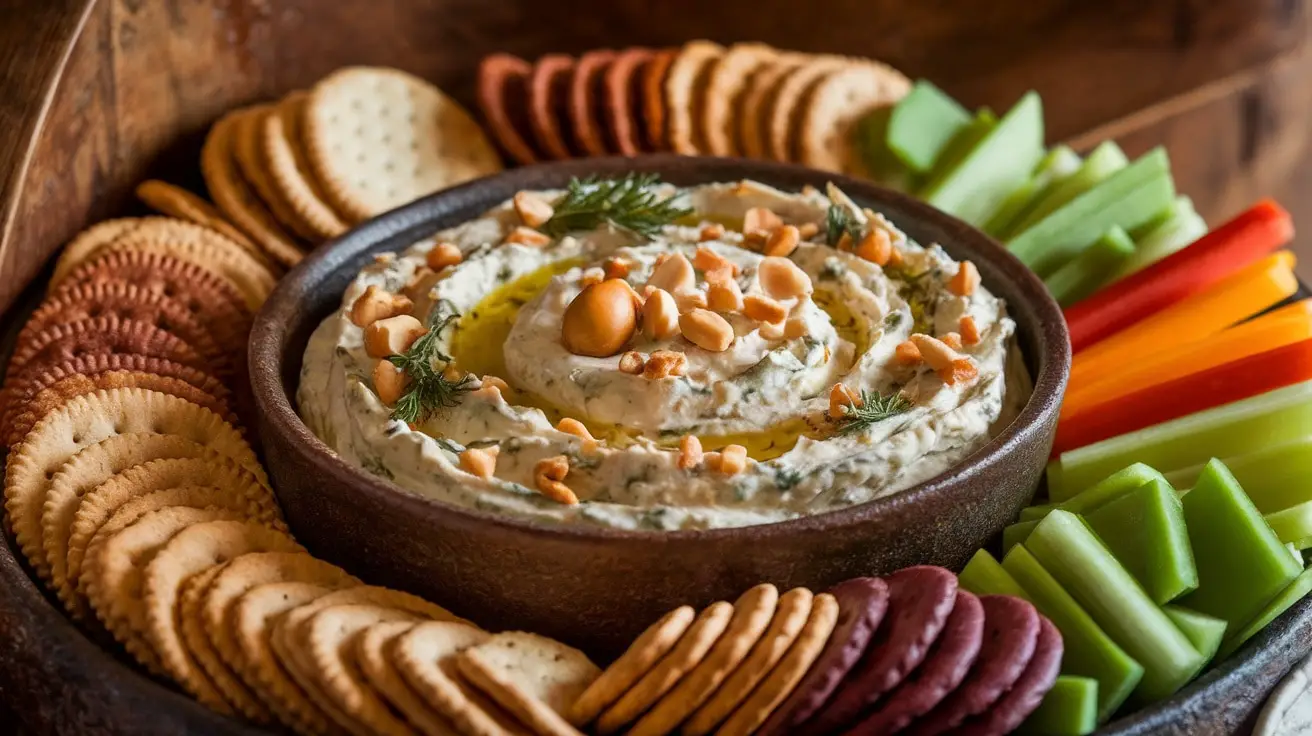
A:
[250,154,1071,542]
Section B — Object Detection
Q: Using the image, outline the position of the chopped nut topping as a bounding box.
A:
[642,288,681,340]
[887,247,905,268]
[426,242,463,271]
[764,225,800,258]
[535,455,569,482]
[743,207,783,236]
[836,232,854,252]
[646,252,695,294]
[959,316,980,346]
[561,280,639,357]
[797,222,820,240]
[699,223,726,241]
[693,245,740,276]
[580,267,605,289]
[675,289,709,313]
[350,285,414,327]
[757,257,813,300]
[513,191,555,228]
[707,279,745,313]
[363,315,428,358]
[717,445,748,475]
[941,332,963,351]
[618,351,646,375]
[679,435,704,470]
[604,258,631,280]
[680,309,735,352]
[643,350,688,379]
[784,317,807,340]
[372,360,409,406]
[949,261,980,297]
[895,340,922,365]
[759,320,786,340]
[505,226,552,247]
[459,446,499,479]
[855,228,892,266]
[828,383,862,420]
[743,294,787,325]
[909,333,978,385]
[557,418,599,452]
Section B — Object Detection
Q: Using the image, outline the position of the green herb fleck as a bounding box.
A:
[542,174,693,238]
[387,313,474,424]
[825,204,866,247]
[835,390,913,436]
[774,468,804,491]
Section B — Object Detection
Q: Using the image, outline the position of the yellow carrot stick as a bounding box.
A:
[1062,298,1312,421]
[1070,251,1298,386]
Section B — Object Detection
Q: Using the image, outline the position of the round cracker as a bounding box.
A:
[180,564,278,723]
[527,54,578,160]
[569,49,618,157]
[798,62,912,174]
[956,614,1062,736]
[595,600,734,734]
[457,631,601,736]
[261,92,350,241]
[765,55,850,162]
[477,53,541,166]
[394,620,522,736]
[356,621,461,736]
[50,218,144,286]
[664,40,725,155]
[737,55,808,160]
[42,432,236,619]
[603,48,654,157]
[568,605,695,726]
[3,387,251,579]
[641,49,677,151]
[231,103,320,243]
[83,505,245,680]
[143,519,301,711]
[682,587,815,735]
[700,43,779,157]
[97,227,277,312]
[134,180,258,253]
[233,581,343,734]
[202,109,306,268]
[629,584,779,736]
[304,66,502,221]
[714,592,840,736]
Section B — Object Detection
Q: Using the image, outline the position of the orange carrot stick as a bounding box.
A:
[1070,251,1298,386]
[1062,298,1312,421]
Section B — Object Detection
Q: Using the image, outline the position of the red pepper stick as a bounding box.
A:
[1065,199,1293,353]
[1052,337,1312,456]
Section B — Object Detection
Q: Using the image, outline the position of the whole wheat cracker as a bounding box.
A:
[458,632,601,736]
[700,43,779,157]
[765,55,850,162]
[714,592,839,736]
[394,621,527,736]
[664,40,725,155]
[202,109,306,269]
[180,564,278,723]
[134,180,258,253]
[356,621,462,736]
[231,103,320,242]
[681,587,815,735]
[798,62,912,174]
[567,605,695,726]
[261,92,350,240]
[736,55,808,160]
[594,600,734,734]
[303,66,501,221]
[628,584,779,736]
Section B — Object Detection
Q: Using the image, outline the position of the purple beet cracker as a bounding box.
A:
[904,595,1042,736]
[956,616,1064,736]
[803,566,959,734]
[756,577,890,735]
[844,589,985,735]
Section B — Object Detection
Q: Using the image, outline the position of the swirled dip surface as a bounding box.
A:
[298,180,1030,530]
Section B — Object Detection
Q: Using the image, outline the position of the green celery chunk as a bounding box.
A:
[1216,565,1312,660]
[1021,503,1056,522]
[918,108,997,188]
[1266,501,1312,550]
[1111,195,1208,281]
[1290,543,1305,565]
[1011,140,1128,237]
[1007,147,1175,277]
[958,549,1028,598]
[922,92,1045,227]
[856,109,918,192]
[1004,520,1039,554]
[1003,544,1143,720]
[1162,605,1227,667]
[1050,462,1165,506]
[1164,436,1312,514]
[1044,225,1136,307]
[1025,510,1203,703]
[984,145,1083,238]
[1049,382,1312,500]
[886,80,972,173]
[1179,459,1302,635]
[1016,676,1100,735]
[1085,479,1197,604]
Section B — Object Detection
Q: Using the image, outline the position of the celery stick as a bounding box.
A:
[1164,436,1312,514]
[1179,460,1303,636]
[1012,140,1128,236]
[1025,510,1203,703]
[1049,382,1312,500]
[1290,543,1305,565]
[1265,501,1312,549]
[1111,196,1208,282]
[1007,148,1175,277]
[856,109,918,192]
[922,92,1045,227]
[1044,226,1136,307]
[985,145,1082,238]
[918,108,997,190]
[958,548,1028,598]
[1162,605,1227,667]
[1004,520,1039,553]
[1216,565,1312,660]
[1050,462,1165,506]
[886,80,972,173]
[1020,503,1056,522]
[1003,544,1143,720]
[1085,479,1197,604]
[1016,676,1099,735]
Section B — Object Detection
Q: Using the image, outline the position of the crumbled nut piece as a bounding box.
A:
[534,472,578,505]
[514,191,555,228]
[717,445,748,475]
[372,361,409,406]
[604,258,631,280]
[535,455,569,482]
[481,375,510,395]
[643,350,688,379]
[505,226,552,247]
[764,225,800,258]
[350,285,414,327]
[895,340,922,365]
[699,223,726,241]
[618,351,646,375]
[703,451,723,472]
[836,233,854,252]
[798,222,820,240]
[743,207,783,236]
[784,317,807,340]
[373,253,396,265]
[557,418,599,452]
[960,316,980,346]
[743,294,787,325]
[460,446,499,479]
[475,375,510,401]
[426,242,463,271]
[707,279,744,313]
[909,333,978,385]
[646,252,695,294]
[743,230,769,251]
[949,261,980,297]
[642,289,681,340]
[941,332,963,350]
[887,247,905,268]
[828,383,862,420]
[856,228,892,266]
[693,245,740,276]
[363,315,428,358]
[679,309,735,352]
[580,267,605,289]
[675,290,709,313]
[759,320,786,340]
[679,435,704,470]
[757,257,813,300]
[561,280,640,357]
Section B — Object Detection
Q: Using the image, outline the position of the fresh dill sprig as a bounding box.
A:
[542,174,693,238]
[825,204,866,247]
[836,390,912,435]
[387,313,474,424]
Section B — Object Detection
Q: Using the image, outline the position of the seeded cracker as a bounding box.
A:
[528,54,579,160]
[261,92,351,240]
[458,631,600,736]
[736,55,807,160]
[395,621,528,736]
[798,62,912,174]
[594,600,734,734]
[765,55,850,162]
[231,103,320,242]
[568,605,696,726]
[134,180,259,253]
[568,50,618,157]
[664,40,725,155]
[180,564,278,723]
[356,621,462,736]
[477,53,542,165]
[303,66,501,221]
[700,43,779,157]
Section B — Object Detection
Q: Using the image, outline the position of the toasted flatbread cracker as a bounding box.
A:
[180,564,278,723]
[527,54,578,160]
[568,605,695,726]
[701,43,779,157]
[261,91,351,240]
[641,50,677,151]
[798,62,912,174]
[664,41,725,155]
[765,55,850,162]
[356,620,462,736]
[459,632,600,736]
[134,180,258,252]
